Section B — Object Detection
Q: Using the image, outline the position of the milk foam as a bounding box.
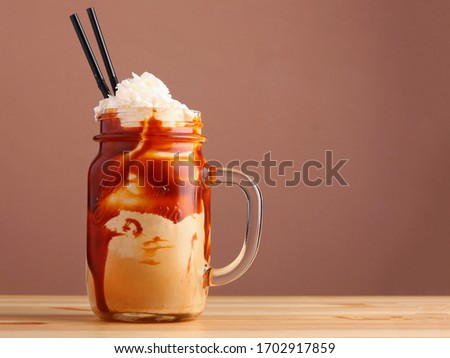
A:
[94,72,194,125]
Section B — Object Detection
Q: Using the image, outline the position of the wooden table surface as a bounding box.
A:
[1,296,450,337]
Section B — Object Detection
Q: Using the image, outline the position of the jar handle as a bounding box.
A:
[204,166,263,286]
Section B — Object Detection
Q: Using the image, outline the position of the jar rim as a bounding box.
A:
[97,107,202,128]
[98,107,200,118]
[99,106,200,113]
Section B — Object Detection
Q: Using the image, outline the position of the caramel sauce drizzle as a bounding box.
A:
[87,114,211,313]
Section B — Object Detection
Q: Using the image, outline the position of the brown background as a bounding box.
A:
[1,0,450,295]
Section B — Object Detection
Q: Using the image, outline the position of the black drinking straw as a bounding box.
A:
[86,8,119,94]
[70,13,111,98]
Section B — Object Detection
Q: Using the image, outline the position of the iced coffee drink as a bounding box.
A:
[70,7,261,323]
[87,73,210,321]
[87,72,262,322]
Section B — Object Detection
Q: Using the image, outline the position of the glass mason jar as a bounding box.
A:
[87,108,262,322]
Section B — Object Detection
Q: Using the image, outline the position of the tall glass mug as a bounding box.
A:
[87,108,262,322]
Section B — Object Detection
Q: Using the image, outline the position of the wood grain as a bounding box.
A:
[1,296,450,337]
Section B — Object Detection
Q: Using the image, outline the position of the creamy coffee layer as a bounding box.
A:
[88,210,206,314]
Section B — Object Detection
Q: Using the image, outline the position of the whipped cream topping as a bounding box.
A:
[94,72,195,125]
